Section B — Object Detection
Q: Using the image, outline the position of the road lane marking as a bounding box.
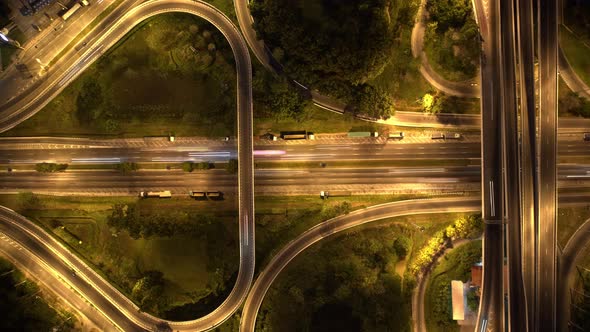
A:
[489,180,495,217]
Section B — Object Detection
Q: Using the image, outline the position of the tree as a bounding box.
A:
[393,236,411,259]
[35,162,68,173]
[226,159,238,174]
[181,161,194,172]
[422,93,435,113]
[354,84,395,119]
[427,0,472,32]
[115,162,139,173]
[76,78,103,125]
[131,270,166,314]
[253,70,310,121]
[250,0,401,98]
[195,161,211,170]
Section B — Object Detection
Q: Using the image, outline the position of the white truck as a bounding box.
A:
[139,191,172,198]
[388,132,404,140]
[60,3,82,21]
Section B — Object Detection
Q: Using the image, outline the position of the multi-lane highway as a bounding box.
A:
[473,0,505,330]
[2,139,590,164]
[515,0,538,326]
[500,0,528,328]
[3,163,590,194]
[537,0,559,330]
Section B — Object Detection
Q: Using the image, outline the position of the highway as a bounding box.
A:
[3,0,256,330]
[515,0,538,327]
[2,165,590,193]
[472,0,505,330]
[499,0,528,329]
[2,139,590,164]
[537,0,559,330]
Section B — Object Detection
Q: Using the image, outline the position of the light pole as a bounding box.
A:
[35,58,49,75]
[0,29,23,50]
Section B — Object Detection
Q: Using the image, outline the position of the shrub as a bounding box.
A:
[114,162,139,173]
[35,162,68,173]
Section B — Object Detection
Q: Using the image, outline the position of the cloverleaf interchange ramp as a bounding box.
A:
[1,0,255,330]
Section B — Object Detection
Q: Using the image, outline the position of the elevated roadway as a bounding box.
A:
[499,0,528,329]
[537,0,559,329]
[515,0,538,327]
[472,0,505,330]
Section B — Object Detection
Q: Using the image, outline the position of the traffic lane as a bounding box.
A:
[3,166,590,189]
[0,143,482,163]
[0,168,481,190]
[240,197,482,331]
[537,0,559,327]
[2,140,590,163]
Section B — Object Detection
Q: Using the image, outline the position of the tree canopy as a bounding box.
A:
[250,0,411,119]
[426,0,472,32]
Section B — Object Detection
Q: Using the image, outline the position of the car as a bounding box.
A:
[584,133,590,141]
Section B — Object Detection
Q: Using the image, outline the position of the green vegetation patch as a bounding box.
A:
[558,206,590,248]
[0,193,239,319]
[424,0,480,82]
[559,76,590,118]
[425,240,482,332]
[3,13,236,138]
[250,0,421,119]
[570,244,590,331]
[257,213,478,332]
[257,223,416,332]
[562,0,590,87]
[0,257,78,331]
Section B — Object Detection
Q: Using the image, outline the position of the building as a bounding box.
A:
[451,280,466,321]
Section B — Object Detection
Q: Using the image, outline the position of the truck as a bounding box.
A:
[189,191,206,198]
[280,131,307,140]
[320,190,352,199]
[446,133,462,139]
[139,191,172,198]
[388,132,404,140]
[206,191,223,199]
[431,133,445,139]
[60,3,82,21]
[347,131,378,138]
